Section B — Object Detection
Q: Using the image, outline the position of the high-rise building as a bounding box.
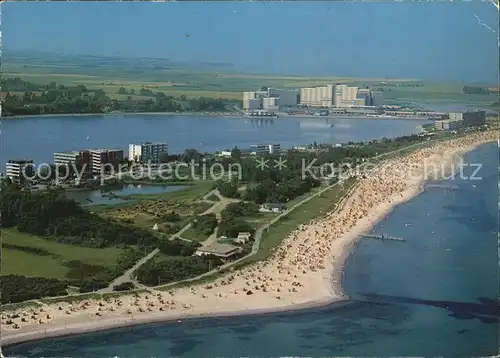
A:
[243,92,256,110]
[300,85,335,107]
[357,89,373,106]
[129,142,168,164]
[6,159,35,184]
[333,85,361,107]
[449,111,486,127]
[371,91,384,107]
[89,149,124,173]
[267,88,298,107]
[54,150,92,172]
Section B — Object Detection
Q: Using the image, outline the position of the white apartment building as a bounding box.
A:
[249,144,281,155]
[300,84,335,107]
[54,151,80,167]
[6,159,35,183]
[89,149,124,173]
[243,91,256,110]
[129,142,168,163]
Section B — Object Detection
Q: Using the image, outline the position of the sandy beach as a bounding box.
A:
[1,130,496,347]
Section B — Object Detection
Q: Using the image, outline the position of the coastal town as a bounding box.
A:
[0,89,495,342]
[1,125,495,346]
[1,0,499,354]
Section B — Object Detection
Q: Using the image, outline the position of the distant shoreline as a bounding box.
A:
[2,111,434,122]
[2,112,240,120]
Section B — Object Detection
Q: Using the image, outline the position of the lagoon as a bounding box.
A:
[1,114,427,165]
[64,184,188,206]
[5,144,498,357]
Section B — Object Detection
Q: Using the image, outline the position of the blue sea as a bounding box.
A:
[5,142,499,357]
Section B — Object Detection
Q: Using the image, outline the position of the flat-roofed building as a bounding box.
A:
[54,150,92,173]
[372,91,384,107]
[128,142,168,164]
[334,85,361,108]
[249,143,280,155]
[243,92,264,110]
[449,110,486,127]
[194,243,243,262]
[6,159,35,184]
[246,98,262,110]
[277,89,299,107]
[89,149,123,173]
[54,151,80,167]
[234,232,252,244]
[435,119,462,131]
[262,97,279,111]
[300,84,335,107]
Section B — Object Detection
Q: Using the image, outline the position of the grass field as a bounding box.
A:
[180,227,210,243]
[3,53,497,108]
[1,229,123,279]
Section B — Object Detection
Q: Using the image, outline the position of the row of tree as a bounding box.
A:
[1,182,158,248]
[1,77,239,116]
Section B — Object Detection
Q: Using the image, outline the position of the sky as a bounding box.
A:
[2,1,499,83]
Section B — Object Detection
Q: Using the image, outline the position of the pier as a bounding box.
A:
[361,234,406,242]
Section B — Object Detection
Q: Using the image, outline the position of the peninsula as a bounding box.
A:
[1,129,495,346]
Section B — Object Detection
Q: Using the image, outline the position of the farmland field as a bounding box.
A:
[2,52,497,108]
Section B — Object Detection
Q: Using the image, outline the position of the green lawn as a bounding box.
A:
[1,229,123,279]
[180,227,211,243]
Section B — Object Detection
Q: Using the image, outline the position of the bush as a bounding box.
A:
[136,256,223,286]
[157,238,200,256]
[217,217,254,238]
[191,213,218,235]
[0,275,68,304]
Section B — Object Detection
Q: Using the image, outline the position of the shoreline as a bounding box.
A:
[2,296,346,348]
[1,111,241,120]
[2,111,433,122]
[1,133,495,349]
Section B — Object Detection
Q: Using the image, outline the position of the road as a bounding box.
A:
[102,140,431,292]
[101,189,240,292]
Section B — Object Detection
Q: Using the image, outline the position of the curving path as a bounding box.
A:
[102,140,432,293]
[102,189,240,292]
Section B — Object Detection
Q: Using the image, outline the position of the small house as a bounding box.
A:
[259,203,286,213]
[234,232,252,244]
[194,243,243,262]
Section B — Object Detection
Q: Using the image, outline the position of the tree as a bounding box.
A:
[231,147,242,161]
[118,87,127,95]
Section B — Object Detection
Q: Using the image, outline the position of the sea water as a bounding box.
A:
[5,142,498,357]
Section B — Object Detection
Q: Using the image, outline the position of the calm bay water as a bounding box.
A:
[0,115,427,165]
[5,143,498,357]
